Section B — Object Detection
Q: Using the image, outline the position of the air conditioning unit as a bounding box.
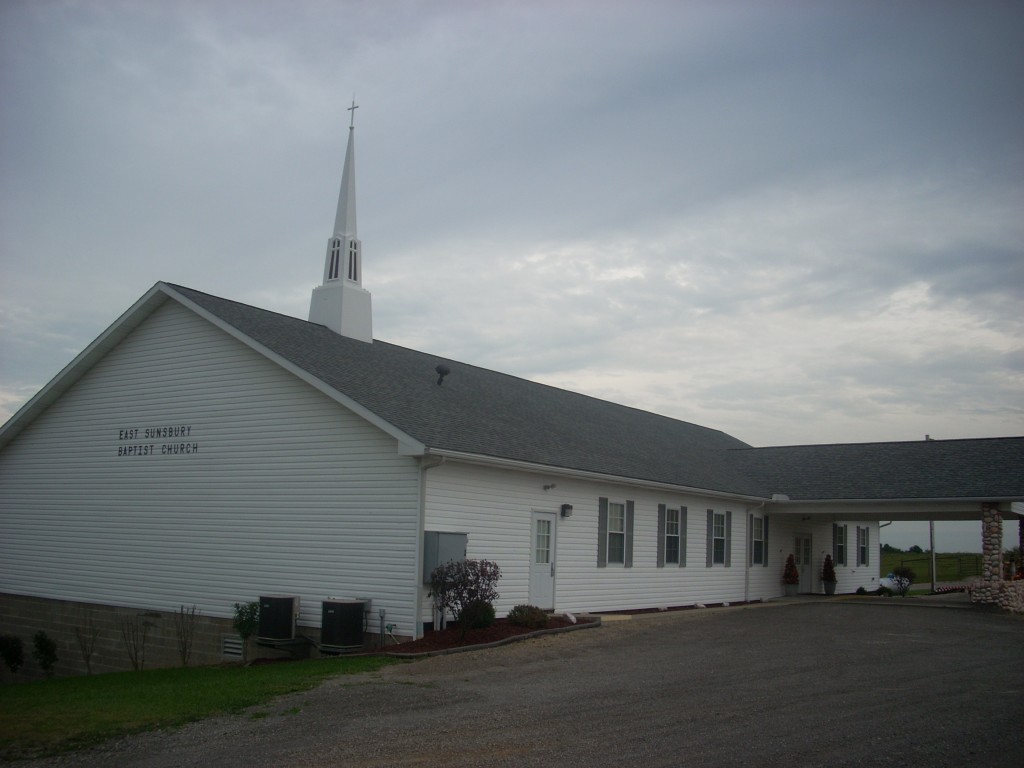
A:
[258,595,299,641]
[321,599,367,651]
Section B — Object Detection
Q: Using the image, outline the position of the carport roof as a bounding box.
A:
[729,437,1024,502]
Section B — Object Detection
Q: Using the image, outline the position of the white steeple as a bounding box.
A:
[309,99,373,342]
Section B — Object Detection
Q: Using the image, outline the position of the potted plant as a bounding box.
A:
[783,554,800,596]
[821,554,837,595]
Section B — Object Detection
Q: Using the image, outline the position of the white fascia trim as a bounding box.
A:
[769,496,1023,506]
[0,283,171,450]
[163,284,426,457]
[425,448,766,502]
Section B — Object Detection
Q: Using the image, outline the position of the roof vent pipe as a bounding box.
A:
[435,365,451,385]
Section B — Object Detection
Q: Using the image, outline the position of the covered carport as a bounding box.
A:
[732,437,1024,611]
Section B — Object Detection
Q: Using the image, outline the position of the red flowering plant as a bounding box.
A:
[783,554,800,585]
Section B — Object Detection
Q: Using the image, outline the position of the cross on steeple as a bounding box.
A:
[348,97,359,128]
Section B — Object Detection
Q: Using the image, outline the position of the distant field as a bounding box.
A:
[879,551,982,583]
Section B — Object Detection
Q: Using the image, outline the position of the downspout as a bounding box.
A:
[414,454,445,639]
[744,502,766,603]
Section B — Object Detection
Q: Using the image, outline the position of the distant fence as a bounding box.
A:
[897,554,983,582]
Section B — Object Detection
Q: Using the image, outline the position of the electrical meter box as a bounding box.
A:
[423,531,468,583]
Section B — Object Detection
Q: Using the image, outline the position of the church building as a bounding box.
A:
[2,110,1022,676]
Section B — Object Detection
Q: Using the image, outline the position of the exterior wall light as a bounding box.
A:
[561,504,573,518]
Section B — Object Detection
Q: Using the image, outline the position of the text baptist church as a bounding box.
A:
[2,105,1022,677]
[117,425,197,457]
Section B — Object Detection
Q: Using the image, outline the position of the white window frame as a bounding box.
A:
[712,512,726,565]
[607,501,626,565]
[834,523,848,566]
[751,516,765,565]
[665,508,681,565]
[857,526,869,567]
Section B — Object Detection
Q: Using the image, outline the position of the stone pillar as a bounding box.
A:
[971,503,1004,605]
[969,504,1024,613]
[982,504,1003,582]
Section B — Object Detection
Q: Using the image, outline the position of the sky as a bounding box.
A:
[1,1,1022,553]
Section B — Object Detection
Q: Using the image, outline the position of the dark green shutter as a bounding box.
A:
[679,507,688,567]
[747,514,754,566]
[624,500,635,568]
[597,497,608,568]
[832,523,838,565]
[724,510,732,567]
[864,526,869,566]
[656,504,666,568]
[763,515,769,568]
[706,509,714,567]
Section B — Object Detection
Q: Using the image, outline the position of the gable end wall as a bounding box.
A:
[0,302,420,639]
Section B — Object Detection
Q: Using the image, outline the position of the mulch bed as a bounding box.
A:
[382,615,596,656]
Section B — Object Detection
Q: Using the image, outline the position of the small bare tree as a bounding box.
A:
[172,604,200,667]
[120,614,153,671]
[74,611,100,675]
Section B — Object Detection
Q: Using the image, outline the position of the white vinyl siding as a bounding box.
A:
[423,464,773,614]
[0,302,421,634]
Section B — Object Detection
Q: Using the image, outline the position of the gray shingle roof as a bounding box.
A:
[170,284,1024,503]
[171,285,763,495]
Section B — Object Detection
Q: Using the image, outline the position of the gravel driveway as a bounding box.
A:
[27,599,1024,767]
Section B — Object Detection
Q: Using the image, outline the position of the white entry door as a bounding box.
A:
[796,534,813,593]
[529,512,556,610]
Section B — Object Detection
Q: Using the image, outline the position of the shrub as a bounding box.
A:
[507,604,549,629]
[891,566,916,597]
[460,600,496,630]
[821,554,837,584]
[855,586,867,595]
[233,601,260,663]
[428,559,502,639]
[32,631,58,677]
[0,634,24,675]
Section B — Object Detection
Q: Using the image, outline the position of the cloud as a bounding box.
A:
[1,0,1022,458]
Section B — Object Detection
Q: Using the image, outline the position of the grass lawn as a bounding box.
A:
[879,551,982,584]
[0,656,398,760]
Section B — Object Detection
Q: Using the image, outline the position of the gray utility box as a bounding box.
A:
[423,531,468,584]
